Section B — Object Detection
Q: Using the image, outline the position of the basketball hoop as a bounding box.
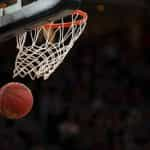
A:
[13,10,88,80]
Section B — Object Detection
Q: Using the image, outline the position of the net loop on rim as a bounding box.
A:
[13,10,88,80]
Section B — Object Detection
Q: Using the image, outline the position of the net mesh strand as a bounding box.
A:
[13,12,87,80]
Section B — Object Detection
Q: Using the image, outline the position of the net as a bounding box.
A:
[13,10,88,80]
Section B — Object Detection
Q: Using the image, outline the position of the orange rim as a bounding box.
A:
[43,10,88,29]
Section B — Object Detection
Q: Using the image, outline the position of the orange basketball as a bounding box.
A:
[0,82,33,119]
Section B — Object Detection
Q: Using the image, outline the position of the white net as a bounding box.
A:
[13,10,87,80]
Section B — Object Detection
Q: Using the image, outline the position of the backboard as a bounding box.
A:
[0,0,81,42]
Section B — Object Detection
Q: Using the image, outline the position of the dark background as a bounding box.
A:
[0,0,149,150]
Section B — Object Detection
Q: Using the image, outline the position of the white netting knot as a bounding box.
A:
[13,10,87,80]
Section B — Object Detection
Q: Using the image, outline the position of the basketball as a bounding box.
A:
[0,82,33,119]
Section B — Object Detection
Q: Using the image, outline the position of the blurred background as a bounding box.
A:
[0,0,149,150]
